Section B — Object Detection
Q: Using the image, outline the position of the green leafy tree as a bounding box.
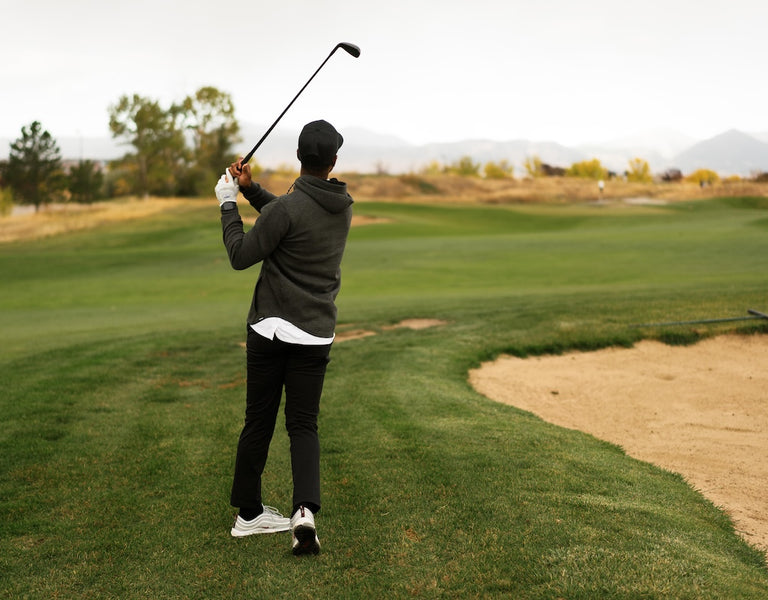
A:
[68,160,105,203]
[566,158,607,180]
[523,155,545,178]
[5,121,66,211]
[182,87,240,172]
[108,94,186,197]
[484,160,514,179]
[626,157,652,183]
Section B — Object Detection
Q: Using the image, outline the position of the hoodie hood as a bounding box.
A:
[294,175,353,215]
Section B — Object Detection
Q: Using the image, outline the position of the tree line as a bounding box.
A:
[3,89,768,213]
[434,154,756,187]
[1,86,240,212]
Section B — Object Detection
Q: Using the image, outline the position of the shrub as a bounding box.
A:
[660,169,683,182]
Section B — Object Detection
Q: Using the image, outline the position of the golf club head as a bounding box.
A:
[336,42,361,58]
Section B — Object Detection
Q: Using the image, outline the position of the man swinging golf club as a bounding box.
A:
[215,119,353,555]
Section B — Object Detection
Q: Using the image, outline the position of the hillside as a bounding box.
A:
[673,129,768,175]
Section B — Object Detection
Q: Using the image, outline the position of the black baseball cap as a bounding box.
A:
[298,120,343,167]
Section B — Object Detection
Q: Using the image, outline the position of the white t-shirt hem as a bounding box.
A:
[251,317,334,345]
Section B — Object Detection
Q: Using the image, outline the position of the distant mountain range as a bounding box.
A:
[673,130,768,176]
[2,127,768,177]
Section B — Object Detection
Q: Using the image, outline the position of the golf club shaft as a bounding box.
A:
[239,45,348,167]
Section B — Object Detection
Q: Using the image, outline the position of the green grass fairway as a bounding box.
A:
[1,196,767,598]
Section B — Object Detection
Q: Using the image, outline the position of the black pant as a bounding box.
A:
[230,327,331,514]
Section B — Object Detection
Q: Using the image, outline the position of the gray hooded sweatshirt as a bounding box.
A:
[221,175,353,338]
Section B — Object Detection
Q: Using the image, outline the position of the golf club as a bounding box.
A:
[236,42,360,169]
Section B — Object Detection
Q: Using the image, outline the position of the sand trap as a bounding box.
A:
[469,334,768,552]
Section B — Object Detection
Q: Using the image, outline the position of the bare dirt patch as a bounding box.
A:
[469,334,768,552]
[383,318,448,331]
[335,318,448,343]
[335,329,378,342]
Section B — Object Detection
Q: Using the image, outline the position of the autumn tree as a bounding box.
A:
[445,155,480,176]
[5,121,66,211]
[484,160,514,179]
[626,157,652,183]
[419,161,442,175]
[566,158,607,180]
[523,155,545,178]
[685,169,720,186]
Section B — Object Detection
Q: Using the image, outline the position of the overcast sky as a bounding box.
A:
[2,0,766,149]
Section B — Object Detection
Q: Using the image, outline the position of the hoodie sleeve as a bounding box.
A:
[240,182,278,212]
[221,201,290,270]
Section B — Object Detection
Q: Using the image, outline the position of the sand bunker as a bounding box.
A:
[469,334,768,552]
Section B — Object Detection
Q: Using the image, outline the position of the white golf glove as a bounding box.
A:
[215,170,238,206]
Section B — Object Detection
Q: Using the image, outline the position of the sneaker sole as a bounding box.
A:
[231,525,290,537]
[292,525,320,555]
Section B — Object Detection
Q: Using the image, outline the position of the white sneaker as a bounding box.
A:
[230,505,290,537]
[290,505,321,555]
